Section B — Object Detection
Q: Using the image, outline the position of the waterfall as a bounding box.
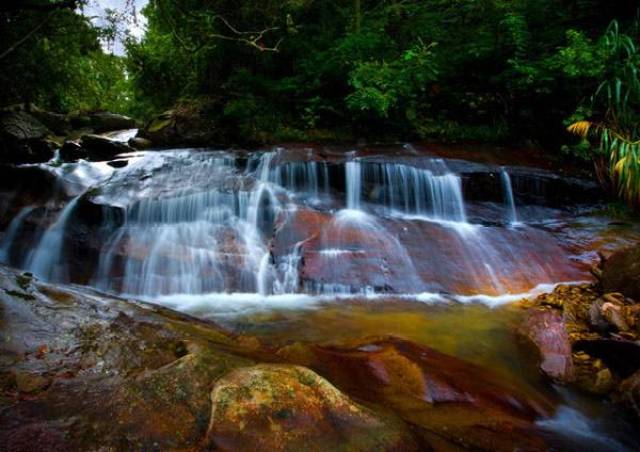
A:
[93,153,285,296]
[3,147,583,302]
[348,160,467,222]
[25,196,82,281]
[0,206,35,263]
[273,241,303,294]
[346,160,362,210]
[501,169,519,225]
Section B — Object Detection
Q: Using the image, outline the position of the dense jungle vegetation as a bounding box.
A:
[1,0,639,203]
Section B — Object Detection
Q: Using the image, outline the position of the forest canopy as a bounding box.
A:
[1,0,639,150]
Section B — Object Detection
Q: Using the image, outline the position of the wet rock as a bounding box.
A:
[128,136,152,149]
[601,244,640,302]
[107,159,128,168]
[204,364,416,451]
[0,166,59,222]
[298,336,552,451]
[89,112,137,133]
[0,111,54,163]
[59,140,86,162]
[80,134,133,161]
[519,308,575,382]
[4,423,69,452]
[0,265,248,450]
[522,283,640,404]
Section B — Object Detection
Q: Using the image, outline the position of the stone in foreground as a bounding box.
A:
[205,364,415,451]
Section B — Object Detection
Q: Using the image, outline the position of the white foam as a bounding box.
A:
[143,292,320,316]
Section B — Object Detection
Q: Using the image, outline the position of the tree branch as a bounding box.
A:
[209,15,283,52]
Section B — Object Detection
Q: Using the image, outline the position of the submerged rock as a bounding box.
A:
[0,265,566,451]
[284,336,553,451]
[205,364,415,451]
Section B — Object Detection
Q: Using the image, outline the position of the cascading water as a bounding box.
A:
[501,169,519,225]
[0,206,35,263]
[25,196,82,281]
[345,158,467,222]
[346,160,362,210]
[0,147,588,303]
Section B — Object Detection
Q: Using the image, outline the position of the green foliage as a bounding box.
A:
[4,0,640,161]
[0,2,131,114]
[567,19,640,206]
[347,43,438,118]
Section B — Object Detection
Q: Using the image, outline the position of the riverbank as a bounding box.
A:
[3,264,639,450]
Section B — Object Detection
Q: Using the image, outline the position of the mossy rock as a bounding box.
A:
[205,364,417,451]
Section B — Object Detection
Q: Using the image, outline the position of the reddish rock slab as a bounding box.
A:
[519,308,575,382]
[290,336,553,451]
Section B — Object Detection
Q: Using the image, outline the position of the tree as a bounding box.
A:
[0,0,131,113]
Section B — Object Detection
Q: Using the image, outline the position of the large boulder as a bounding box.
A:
[59,140,86,161]
[0,266,252,450]
[601,244,640,302]
[128,136,153,150]
[0,111,54,163]
[90,112,137,133]
[138,103,220,147]
[80,134,133,161]
[30,106,71,135]
[204,364,416,451]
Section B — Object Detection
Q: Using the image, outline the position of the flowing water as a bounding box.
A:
[2,142,640,448]
[2,145,637,301]
[501,168,519,225]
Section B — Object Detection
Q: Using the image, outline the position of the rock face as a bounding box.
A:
[601,244,640,302]
[0,111,54,163]
[59,140,86,161]
[205,364,415,451]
